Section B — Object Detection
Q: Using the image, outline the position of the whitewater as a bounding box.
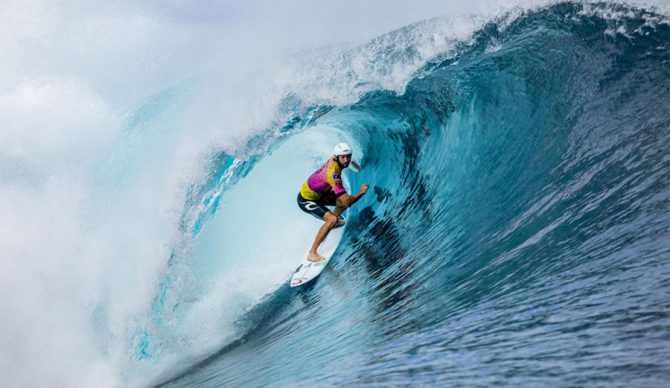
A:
[1,0,669,386]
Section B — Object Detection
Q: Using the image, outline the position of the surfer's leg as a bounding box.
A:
[330,206,347,228]
[308,211,338,262]
[322,192,347,227]
[298,193,344,261]
[297,193,329,221]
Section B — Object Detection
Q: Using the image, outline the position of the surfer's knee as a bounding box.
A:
[323,212,338,227]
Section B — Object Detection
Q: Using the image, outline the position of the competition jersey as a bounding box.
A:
[300,158,346,200]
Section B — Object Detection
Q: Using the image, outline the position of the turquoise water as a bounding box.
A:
[148,3,670,386]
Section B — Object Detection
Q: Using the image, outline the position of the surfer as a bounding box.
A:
[297,143,368,262]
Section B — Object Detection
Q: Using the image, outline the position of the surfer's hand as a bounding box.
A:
[360,184,369,195]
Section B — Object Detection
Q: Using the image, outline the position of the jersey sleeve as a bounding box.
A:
[327,161,347,196]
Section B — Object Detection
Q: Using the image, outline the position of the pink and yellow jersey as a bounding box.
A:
[300,158,347,200]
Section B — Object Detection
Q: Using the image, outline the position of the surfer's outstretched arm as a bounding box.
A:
[335,184,368,215]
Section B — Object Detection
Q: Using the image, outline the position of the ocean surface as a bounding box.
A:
[2,1,669,387]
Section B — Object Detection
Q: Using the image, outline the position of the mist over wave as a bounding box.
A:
[1,1,669,387]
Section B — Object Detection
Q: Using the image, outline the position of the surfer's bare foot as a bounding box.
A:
[307,252,325,262]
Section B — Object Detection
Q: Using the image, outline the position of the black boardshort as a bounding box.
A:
[297,192,338,221]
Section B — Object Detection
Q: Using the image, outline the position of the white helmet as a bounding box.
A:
[333,142,352,156]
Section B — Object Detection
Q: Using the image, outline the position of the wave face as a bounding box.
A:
[154,3,670,386]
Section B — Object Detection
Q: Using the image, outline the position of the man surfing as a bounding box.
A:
[297,143,368,262]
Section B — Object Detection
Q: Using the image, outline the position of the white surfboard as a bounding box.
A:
[290,255,332,287]
[290,225,343,287]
